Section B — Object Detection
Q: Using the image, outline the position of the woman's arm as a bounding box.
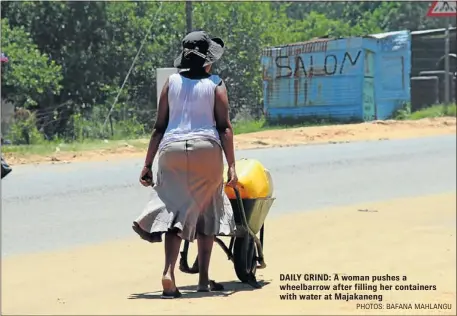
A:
[144,79,170,168]
[214,80,236,170]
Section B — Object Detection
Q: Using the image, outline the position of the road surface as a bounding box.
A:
[2,135,456,256]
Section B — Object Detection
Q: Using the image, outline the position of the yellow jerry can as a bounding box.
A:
[223,158,273,199]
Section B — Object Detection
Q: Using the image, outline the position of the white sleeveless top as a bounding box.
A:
[159,73,222,150]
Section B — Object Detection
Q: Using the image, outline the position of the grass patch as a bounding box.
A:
[409,103,456,120]
[3,122,274,157]
[0,116,353,158]
[6,105,454,159]
[2,139,148,157]
[232,118,267,134]
[395,103,456,120]
[231,117,300,134]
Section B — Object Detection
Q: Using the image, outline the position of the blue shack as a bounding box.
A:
[261,30,411,122]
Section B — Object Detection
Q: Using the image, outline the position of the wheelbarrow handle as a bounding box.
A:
[225,184,245,212]
[233,186,243,206]
[225,185,247,226]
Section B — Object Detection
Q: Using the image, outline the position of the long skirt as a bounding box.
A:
[132,138,236,243]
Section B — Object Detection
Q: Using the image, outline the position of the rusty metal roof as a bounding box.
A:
[261,29,416,56]
[262,28,457,52]
[261,30,406,53]
[262,37,333,51]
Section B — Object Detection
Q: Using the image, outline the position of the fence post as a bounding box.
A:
[444,19,451,108]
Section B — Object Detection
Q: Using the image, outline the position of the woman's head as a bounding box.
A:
[174,31,224,71]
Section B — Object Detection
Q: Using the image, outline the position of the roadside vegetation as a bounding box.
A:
[394,103,456,120]
[2,103,455,160]
[1,2,455,160]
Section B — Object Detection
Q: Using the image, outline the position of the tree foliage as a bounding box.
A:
[1,1,455,141]
[1,18,62,108]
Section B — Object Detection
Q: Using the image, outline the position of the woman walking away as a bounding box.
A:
[132,31,238,299]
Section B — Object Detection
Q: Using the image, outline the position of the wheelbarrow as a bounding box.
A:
[179,187,275,288]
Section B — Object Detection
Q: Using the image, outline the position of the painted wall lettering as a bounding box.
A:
[294,55,307,77]
[275,56,292,78]
[294,55,313,77]
[339,50,361,74]
[273,50,362,79]
[324,55,337,75]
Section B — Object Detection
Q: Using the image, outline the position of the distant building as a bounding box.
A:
[261,31,411,122]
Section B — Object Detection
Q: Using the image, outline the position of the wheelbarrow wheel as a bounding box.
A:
[233,235,258,285]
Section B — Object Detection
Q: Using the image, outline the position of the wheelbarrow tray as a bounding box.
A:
[229,197,275,235]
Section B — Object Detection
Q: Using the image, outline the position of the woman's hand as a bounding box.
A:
[226,165,238,188]
[139,166,153,187]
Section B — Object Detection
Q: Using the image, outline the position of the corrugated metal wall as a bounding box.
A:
[261,30,411,122]
[261,38,364,121]
[372,30,411,119]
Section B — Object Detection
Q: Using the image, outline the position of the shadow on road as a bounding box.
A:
[128,279,271,300]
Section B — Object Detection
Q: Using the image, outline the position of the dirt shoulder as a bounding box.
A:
[4,117,456,166]
[2,192,455,315]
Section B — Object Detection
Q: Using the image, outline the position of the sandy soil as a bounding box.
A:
[4,117,456,166]
[2,192,455,315]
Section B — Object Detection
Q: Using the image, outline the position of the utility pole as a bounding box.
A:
[443,17,451,107]
[185,1,192,34]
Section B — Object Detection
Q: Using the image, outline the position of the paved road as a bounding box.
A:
[2,135,456,256]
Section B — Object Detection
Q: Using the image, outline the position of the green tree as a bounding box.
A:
[0,18,62,108]
[2,1,185,137]
[368,2,454,31]
[2,1,453,141]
